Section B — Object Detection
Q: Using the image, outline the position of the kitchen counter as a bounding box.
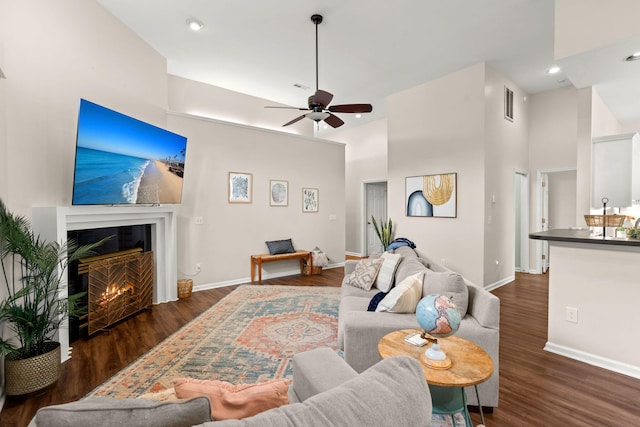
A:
[528,228,640,379]
[530,228,640,246]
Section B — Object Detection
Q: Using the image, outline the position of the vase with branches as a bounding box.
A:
[371,216,394,251]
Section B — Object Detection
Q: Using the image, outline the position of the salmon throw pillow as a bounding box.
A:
[173,378,290,420]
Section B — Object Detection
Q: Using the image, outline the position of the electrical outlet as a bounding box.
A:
[195,216,204,225]
[195,263,202,272]
[565,307,578,323]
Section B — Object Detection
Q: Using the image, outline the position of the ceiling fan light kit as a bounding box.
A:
[265,14,373,128]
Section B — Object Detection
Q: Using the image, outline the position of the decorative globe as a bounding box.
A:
[416,294,461,339]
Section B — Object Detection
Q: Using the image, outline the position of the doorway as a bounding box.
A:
[363,181,387,255]
[535,168,577,273]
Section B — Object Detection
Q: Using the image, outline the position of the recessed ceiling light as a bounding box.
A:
[186,18,204,31]
[624,52,640,62]
[547,66,561,74]
[355,114,362,119]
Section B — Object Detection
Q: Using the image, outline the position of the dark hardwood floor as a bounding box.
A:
[2,269,639,426]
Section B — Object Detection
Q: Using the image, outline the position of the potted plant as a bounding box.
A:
[371,216,394,251]
[0,199,106,395]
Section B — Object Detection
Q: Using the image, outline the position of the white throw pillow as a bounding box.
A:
[376,272,424,313]
[375,252,402,292]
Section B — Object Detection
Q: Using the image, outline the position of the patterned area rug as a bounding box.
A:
[90,285,340,398]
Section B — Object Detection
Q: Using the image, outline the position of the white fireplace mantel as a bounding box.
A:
[31,205,178,362]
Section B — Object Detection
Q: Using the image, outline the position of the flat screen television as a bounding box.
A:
[72,99,188,205]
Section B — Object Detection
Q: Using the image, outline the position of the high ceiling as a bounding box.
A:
[97,0,640,132]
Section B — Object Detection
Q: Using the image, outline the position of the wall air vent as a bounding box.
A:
[504,86,514,122]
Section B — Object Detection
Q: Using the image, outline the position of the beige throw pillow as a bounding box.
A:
[345,258,384,291]
[376,272,424,313]
[375,252,402,292]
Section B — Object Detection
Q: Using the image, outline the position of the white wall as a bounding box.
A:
[329,119,388,254]
[168,113,345,286]
[1,0,168,217]
[527,86,579,268]
[554,0,640,60]
[168,75,314,138]
[387,64,486,285]
[483,65,529,286]
[548,171,578,229]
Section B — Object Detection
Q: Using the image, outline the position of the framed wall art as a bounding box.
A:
[302,187,319,212]
[405,173,457,218]
[270,180,288,206]
[228,172,252,203]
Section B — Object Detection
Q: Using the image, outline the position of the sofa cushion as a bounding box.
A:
[31,396,211,427]
[174,378,290,420]
[193,355,431,427]
[344,258,384,291]
[422,269,469,316]
[376,272,424,313]
[374,252,402,292]
[392,247,426,285]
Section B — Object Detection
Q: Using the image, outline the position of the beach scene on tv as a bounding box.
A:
[72,99,188,205]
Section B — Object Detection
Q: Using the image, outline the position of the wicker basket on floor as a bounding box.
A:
[177,279,193,299]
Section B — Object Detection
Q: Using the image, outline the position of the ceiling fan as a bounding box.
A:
[265,14,373,128]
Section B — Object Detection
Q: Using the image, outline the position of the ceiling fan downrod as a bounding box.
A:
[311,14,323,92]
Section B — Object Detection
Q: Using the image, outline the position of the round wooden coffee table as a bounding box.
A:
[378,329,494,426]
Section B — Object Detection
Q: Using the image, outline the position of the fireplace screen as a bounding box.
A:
[84,250,154,335]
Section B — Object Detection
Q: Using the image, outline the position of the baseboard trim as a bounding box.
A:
[193,262,345,292]
[544,342,640,380]
[345,251,364,258]
[484,275,515,292]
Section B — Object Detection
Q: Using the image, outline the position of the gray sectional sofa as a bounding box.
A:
[338,245,500,408]
[29,348,432,427]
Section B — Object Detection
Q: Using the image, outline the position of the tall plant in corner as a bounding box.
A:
[371,216,394,251]
[0,199,106,394]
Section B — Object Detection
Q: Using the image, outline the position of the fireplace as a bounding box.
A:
[67,224,153,341]
[81,249,154,335]
[31,205,178,362]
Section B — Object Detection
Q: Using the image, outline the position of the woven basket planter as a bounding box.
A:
[4,341,61,396]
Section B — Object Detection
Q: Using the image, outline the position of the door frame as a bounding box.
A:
[534,167,577,274]
[362,179,388,256]
[514,170,530,274]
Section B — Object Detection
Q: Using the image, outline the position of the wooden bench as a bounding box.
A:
[250,250,312,283]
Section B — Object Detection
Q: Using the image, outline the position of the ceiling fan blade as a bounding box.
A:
[328,104,373,113]
[265,106,310,110]
[282,114,307,127]
[324,113,344,128]
[312,89,333,107]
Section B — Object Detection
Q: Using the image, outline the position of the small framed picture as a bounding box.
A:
[270,180,288,206]
[228,172,252,203]
[302,188,319,212]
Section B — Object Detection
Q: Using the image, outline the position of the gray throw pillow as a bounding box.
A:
[32,396,211,427]
[422,269,469,316]
[265,239,295,255]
